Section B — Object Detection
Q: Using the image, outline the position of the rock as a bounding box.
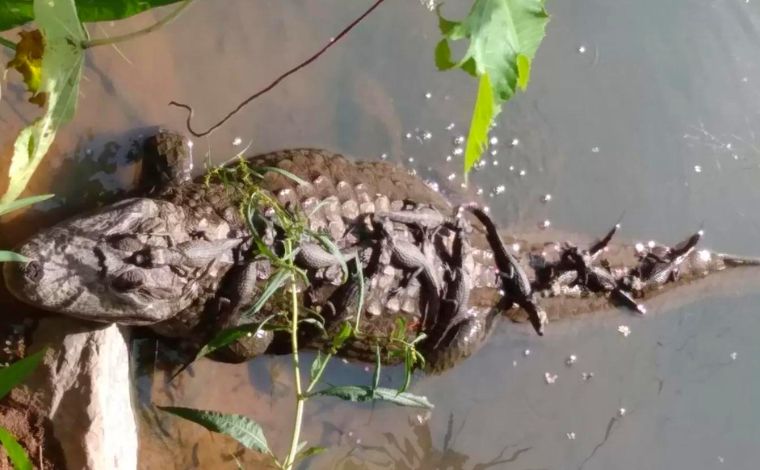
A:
[21,318,137,470]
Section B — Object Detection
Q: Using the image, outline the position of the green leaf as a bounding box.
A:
[314,385,434,409]
[158,406,271,455]
[371,345,381,392]
[309,351,329,384]
[258,166,310,186]
[295,445,326,462]
[434,39,456,70]
[0,1,185,32]
[464,73,495,174]
[244,268,289,319]
[0,348,46,400]
[0,194,53,216]
[1,0,85,204]
[0,252,29,263]
[195,314,277,360]
[437,0,549,174]
[0,426,32,470]
[516,53,531,90]
[331,321,353,351]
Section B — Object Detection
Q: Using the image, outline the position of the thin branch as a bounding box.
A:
[0,36,16,51]
[81,0,195,49]
[170,0,388,137]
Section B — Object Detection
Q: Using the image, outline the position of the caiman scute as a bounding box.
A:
[4,131,760,372]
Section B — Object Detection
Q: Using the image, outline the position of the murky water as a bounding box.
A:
[3,0,760,468]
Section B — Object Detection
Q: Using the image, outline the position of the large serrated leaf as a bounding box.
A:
[0,1,185,32]
[158,406,271,455]
[436,0,549,174]
[1,0,85,204]
[0,348,46,400]
[0,425,31,470]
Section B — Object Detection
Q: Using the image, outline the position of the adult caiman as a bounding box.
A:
[4,131,760,372]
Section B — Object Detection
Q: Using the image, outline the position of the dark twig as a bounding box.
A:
[170,0,387,137]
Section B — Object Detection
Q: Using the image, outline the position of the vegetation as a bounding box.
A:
[0,349,46,470]
[161,158,432,469]
[0,0,551,467]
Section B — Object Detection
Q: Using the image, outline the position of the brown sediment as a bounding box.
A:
[0,392,66,470]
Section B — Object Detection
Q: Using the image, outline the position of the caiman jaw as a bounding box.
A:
[3,197,229,325]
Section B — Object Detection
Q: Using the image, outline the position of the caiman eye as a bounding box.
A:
[112,270,144,292]
[128,249,152,268]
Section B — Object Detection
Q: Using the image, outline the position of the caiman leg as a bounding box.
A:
[464,205,548,335]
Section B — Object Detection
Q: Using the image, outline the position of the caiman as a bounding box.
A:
[4,131,760,373]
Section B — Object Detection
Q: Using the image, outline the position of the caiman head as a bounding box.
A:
[4,197,240,325]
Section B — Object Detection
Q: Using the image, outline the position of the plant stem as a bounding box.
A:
[0,36,16,51]
[81,0,195,49]
[283,239,305,470]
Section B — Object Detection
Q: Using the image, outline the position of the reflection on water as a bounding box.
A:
[3,0,760,468]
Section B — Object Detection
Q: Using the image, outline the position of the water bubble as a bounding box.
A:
[582,372,594,381]
[591,146,600,153]
[509,165,515,172]
[490,149,499,156]
[446,122,456,131]
[405,132,413,140]
[453,147,464,156]
[454,135,465,145]
[445,155,453,162]
[423,131,432,140]
[424,91,432,99]
[511,243,520,252]
[566,354,577,366]
[618,408,627,417]
[578,45,586,53]
[511,138,520,147]
[447,173,456,181]
[542,193,552,203]
[492,160,499,166]
[489,136,499,145]
[476,187,484,195]
[617,325,631,337]
[519,169,527,177]
[540,219,551,229]
[730,351,738,361]
[523,349,531,356]
[380,153,388,160]
[694,165,702,173]
[232,137,242,146]
[544,372,558,384]
[567,432,577,440]
[408,157,415,163]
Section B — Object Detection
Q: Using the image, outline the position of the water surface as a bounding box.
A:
[3,0,760,468]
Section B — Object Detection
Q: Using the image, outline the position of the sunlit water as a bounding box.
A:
[2,0,760,468]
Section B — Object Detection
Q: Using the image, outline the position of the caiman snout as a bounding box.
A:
[2,198,213,325]
[22,261,42,283]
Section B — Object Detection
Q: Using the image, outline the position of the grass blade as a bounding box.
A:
[0,194,53,216]
[0,251,28,263]
[0,348,46,400]
[0,425,31,470]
